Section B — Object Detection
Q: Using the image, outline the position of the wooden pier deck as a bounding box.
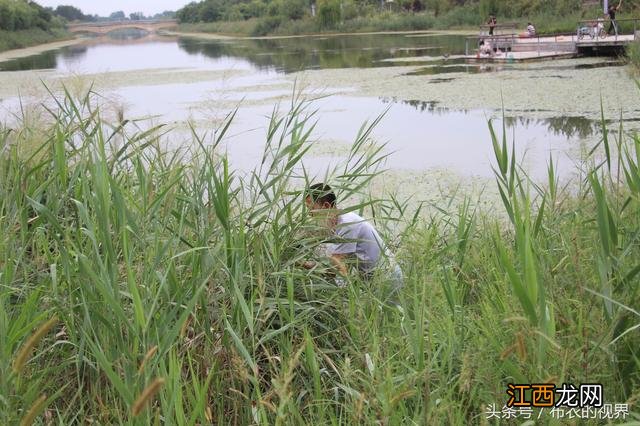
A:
[465,51,576,63]
[575,34,634,48]
[465,31,640,62]
[464,18,639,62]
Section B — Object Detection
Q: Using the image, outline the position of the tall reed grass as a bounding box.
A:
[0,89,638,424]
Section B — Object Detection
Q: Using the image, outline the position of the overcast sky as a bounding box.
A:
[37,0,191,16]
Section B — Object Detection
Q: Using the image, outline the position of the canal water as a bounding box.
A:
[0,31,635,185]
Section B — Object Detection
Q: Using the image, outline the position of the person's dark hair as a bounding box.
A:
[306,183,336,207]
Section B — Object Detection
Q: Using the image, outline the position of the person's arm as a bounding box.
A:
[302,260,316,269]
[326,220,358,282]
[330,253,349,277]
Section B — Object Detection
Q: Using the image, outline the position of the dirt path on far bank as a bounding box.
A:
[166,28,476,41]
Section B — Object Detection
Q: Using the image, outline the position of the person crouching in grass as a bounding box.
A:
[302,183,404,300]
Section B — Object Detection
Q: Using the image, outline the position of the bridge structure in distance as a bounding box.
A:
[67,19,178,35]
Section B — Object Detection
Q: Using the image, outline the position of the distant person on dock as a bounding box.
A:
[595,17,605,38]
[478,40,494,57]
[487,15,497,35]
[526,22,536,37]
[608,0,622,36]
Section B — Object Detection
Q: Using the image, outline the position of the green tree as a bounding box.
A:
[0,0,64,32]
[317,0,340,28]
[153,10,176,19]
[109,10,126,20]
[177,2,202,22]
[54,5,86,21]
[0,3,13,30]
[246,0,267,18]
[200,0,223,21]
[280,0,307,20]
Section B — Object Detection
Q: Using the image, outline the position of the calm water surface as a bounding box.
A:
[0,32,611,179]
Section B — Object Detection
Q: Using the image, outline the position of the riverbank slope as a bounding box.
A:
[0,28,72,53]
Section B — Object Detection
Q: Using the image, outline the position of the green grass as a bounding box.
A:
[177,14,438,37]
[0,88,639,424]
[178,20,264,36]
[627,40,640,74]
[0,28,71,53]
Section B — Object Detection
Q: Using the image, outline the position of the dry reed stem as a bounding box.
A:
[19,395,47,426]
[13,316,58,374]
[131,377,165,416]
[137,345,158,374]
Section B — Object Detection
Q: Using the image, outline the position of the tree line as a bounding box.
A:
[0,0,64,32]
[0,1,176,33]
[176,0,588,30]
[52,6,176,22]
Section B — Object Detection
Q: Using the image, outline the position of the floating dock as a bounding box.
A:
[465,19,638,62]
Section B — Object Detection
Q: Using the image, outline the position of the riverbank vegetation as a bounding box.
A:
[0,27,70,53]
[176,0,624,36]
[1,89,638,423]
[0,0,69,52]
[627,39,640,74]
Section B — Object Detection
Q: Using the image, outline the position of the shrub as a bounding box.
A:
[280,0,308,20]
[251,15,283,35]
[0,0,62,32]
[223,5,244,21]
[317,0,341,29]
[0,27,69,53]
[199,0,223,21]
[627,40,640,72]
[245,0,268,19]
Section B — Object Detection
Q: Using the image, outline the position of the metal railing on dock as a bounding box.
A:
[465,34,516,56]
[465,33,577,57]
[478,22,519,36]
[576,17,640,43]
[464,17,640,59]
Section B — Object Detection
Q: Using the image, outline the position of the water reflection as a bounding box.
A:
[107,28,152,41]
[404,62,523,75]
[0,34,617,179]
[177,34,466,73]
[1,32,625,76]
[0,43,90,71]
[402,59,625,77]
[0,34,180,72]
[380,97,451,115]
[0,50,58,71]
[405,63,481,75]
[506,115,597,139]
[391,97,599,139]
